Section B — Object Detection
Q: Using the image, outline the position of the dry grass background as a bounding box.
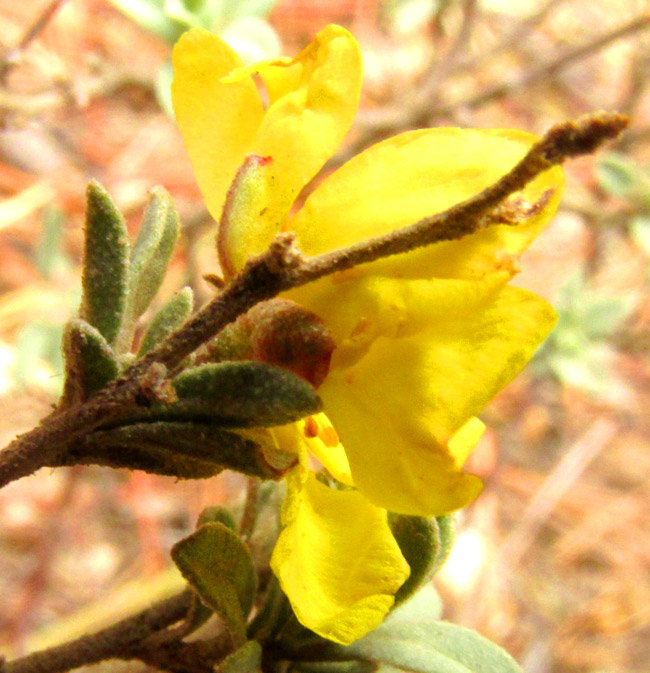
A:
[0,1,649,671]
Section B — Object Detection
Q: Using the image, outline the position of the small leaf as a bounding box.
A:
[80,181,129,346]
[107,0,182,42]
[198,506,238,531]
[630,215,650,256]
[433,514,455,573]
[597,152,639,196]
[61,319,119,406]
[346,586,520,673]
[79,421,288,479]
[219,17,281,64]
[221,640,263,673]
[171,361,321,427]
[292,661,376,673]
[137,286,193,356]
[388,514,440,606]
[171,522,257,644]
[36,207,70,280]
[60,440,222,479]
[580,296,635,339]
[119,186,180,350]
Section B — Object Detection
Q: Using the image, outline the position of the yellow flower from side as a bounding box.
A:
[172,25,563,644]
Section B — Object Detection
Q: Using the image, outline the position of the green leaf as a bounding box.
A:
[154,59,175,116]
[219,0,277,21]
[119,186,180,351]
[36,207,70,280]
[630,215,650,256]
[221,640,263,673]
[219,17,281,64]
[389,514,440,606]
[171,522,257,644]
[434,514,455,572]
[80,181,129,346]
[597,152,639,196]
[197,505,238,531]
[171,361,321,427]
[61,319,119,405]
[547,345,616,397]
[292,661,376,673]
[137,286,193,356]
[78,421,288,479]
[12,319,64,394]
[346,586,520,673]
[107,0,183,42]
[580,296,635,340]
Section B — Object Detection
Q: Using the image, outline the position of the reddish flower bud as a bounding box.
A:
[246,299,336,389]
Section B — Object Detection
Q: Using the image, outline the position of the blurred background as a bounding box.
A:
[0,1,648,671]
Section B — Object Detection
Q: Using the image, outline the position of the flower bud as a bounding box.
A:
[247,299,336,389]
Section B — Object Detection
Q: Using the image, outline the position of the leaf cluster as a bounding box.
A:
[57,182,319,480]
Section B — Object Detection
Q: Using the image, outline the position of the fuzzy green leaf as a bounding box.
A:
[433,514,455,572]
[292,661,376,673]
[597,152,639,196]
[171,522,257,644]
[80,181,129,346]
[221,640,263,673]
[137,286,193,356]
[389,514,440,606]
[198,505,238,531]
[61,318,119,405]
[171,361,321,427]
[631,215,650,256]
[119,186,180,350]
[77,421,288,479]
[346,586,520,673]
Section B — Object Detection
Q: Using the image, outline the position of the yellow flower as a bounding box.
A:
[172,25,563,644]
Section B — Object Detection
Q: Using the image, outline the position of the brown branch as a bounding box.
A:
[453,0,568,73]
[356,13,649,136]
[0,112,628,491]
[287,112,628,282]
[0,0,70,83]
[2,590,194,673]
[239,477,261,542]
[439,13,650,116]
[417,0,478,104]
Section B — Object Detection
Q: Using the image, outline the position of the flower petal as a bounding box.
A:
[289,127,564,280]
[271,470,409,645]
[218,25,363,273]
[301,413,353,486]
[310,274,556,515]
[172,28,264,222]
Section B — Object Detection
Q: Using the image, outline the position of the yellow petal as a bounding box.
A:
[302,413,353,486]
[219,25,363,273]
[312,275,557,515]
[271,471,409,645]
[289,127,564,280]
[172,29,264,222]
[448,416,487,468]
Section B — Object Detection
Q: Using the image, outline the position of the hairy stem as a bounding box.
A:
[0,112,628,491]
[2,591,194,673]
